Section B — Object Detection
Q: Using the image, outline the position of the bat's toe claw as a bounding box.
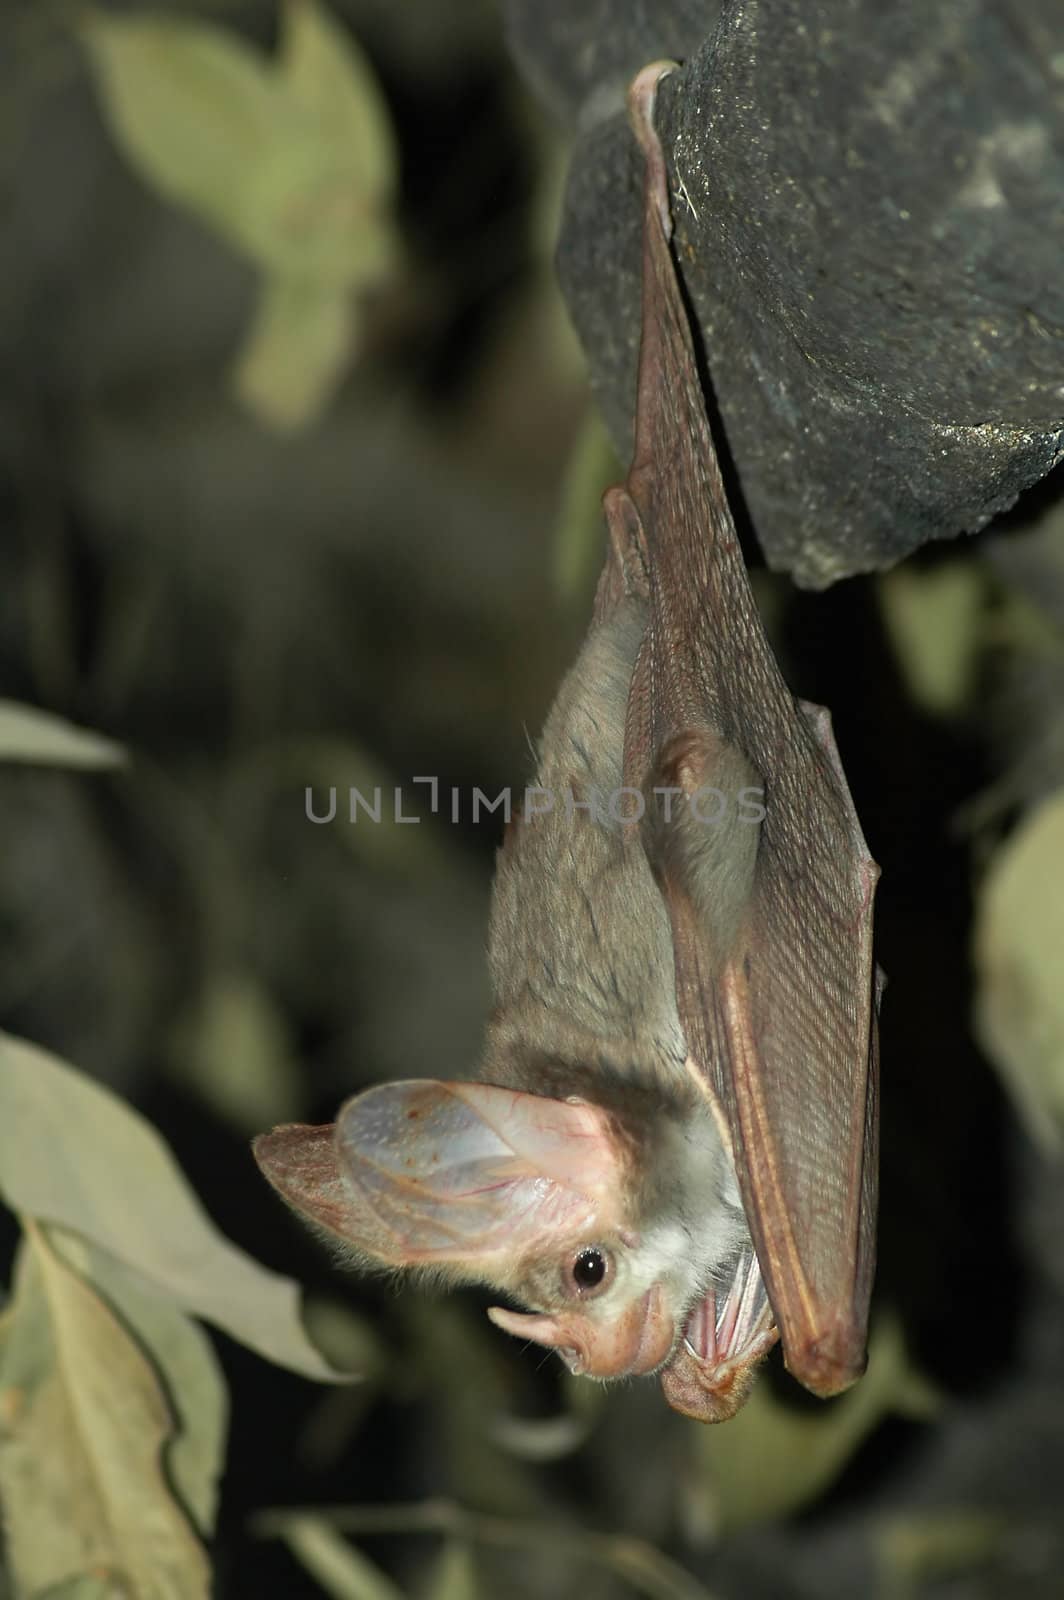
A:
[787,1320,868,1398]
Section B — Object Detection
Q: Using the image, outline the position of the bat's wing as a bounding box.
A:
[612,64,880,1399]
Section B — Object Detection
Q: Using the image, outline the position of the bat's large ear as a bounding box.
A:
[254,1081,624,1274]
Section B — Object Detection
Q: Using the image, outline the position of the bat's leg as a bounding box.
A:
[799,698,881,883]
[602,484,651,599]
[643,730,763,960]
[798,698,847,786]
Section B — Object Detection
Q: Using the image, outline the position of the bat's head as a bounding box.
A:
[253,1078,777,1408]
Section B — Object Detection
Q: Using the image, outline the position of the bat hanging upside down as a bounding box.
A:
[254,62,882,1423]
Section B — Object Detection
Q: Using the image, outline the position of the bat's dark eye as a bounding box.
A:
[570,1246,610,1294]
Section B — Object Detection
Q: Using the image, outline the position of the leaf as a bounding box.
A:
[168,968,301,1136]
[82,6,398,287]
[487,1408,591,1464]
[257,1502,719,1600]
[878,1510,1009,1599]
[81,14,281,264]
[0,1032,345,1383]
[301,1297,386,1381]
[687,1315,937,1535]
[422,1541,479,1600]
[974,789,1064,1151]
[0,701,125,769]
[286,737,458,879]
[82,4,399,432]
[487,1354,605,1465]
[294,1300,388,1470]
[0,1224,209,1598]
[31,1578,130,1599]
[878,562,987,717]
[53,1230,228,1539]
[551,409,619,608]
[399,1296,541,1516]
[266,1516,404,1600]
[231,276,353,432]
[280,0,395,200]
[267,0,399,287]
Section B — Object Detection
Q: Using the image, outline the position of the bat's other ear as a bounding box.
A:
[254,1081,625,1274]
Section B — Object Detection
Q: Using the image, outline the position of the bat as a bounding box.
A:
[254,62,881,1423]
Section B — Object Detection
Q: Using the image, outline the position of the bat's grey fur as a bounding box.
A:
[481,598,749,1334]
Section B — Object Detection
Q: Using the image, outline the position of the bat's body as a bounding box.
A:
[255,64,880,1421]
[480,596,765,1401]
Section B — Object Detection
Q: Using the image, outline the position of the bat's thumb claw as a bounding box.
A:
[627,62,680,239]
[628,61,680,135]
[789,1322,868,1398]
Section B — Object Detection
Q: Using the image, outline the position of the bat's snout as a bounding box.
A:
[488,1283,673,1379]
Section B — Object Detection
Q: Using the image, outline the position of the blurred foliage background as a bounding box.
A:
[1,1,1064,1596]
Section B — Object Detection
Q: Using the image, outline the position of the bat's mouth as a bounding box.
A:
[661,1246,778,1422]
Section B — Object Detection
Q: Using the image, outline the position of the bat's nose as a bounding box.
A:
[488,1285,674,1379]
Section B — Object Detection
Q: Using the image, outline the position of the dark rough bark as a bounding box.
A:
[505,0,1064,585]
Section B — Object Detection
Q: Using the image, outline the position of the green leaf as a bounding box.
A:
[53,1230,228,1539]
[551,409,619,608]
[422,1541,479,1600]
[266,0,399,287]
[974,789,1064,1151]
[285,737,458,879]
[0,1225,209,1598]
[256,1502,718,1600]
[231,276,353,432]
[878,562,986,717]
[301,1297,386,1382]
[0,700,125,769]
[399,1296,541,1516]
[687,1315,938,1534]
[31,1577,129,1599]
[878,1510,1009,1600]
[280,0,395,201]
[81,6,398,287]
[81,14,281,264]
[82,3,399,432]
[266,1516,404,1600]
[291,1299,388,1470]
[169,968,301,1136]
[487,1407,591,1464]
[0,1032,345,1383]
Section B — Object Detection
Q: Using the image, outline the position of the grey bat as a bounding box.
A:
[254,62,881,1422]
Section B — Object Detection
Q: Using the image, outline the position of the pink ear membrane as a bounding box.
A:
[488,1284,673,1380]
[330,1079,625,1265]
[255,1080,627,1271]
[252,1122,352,1241]
[335,1080,621,1197]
